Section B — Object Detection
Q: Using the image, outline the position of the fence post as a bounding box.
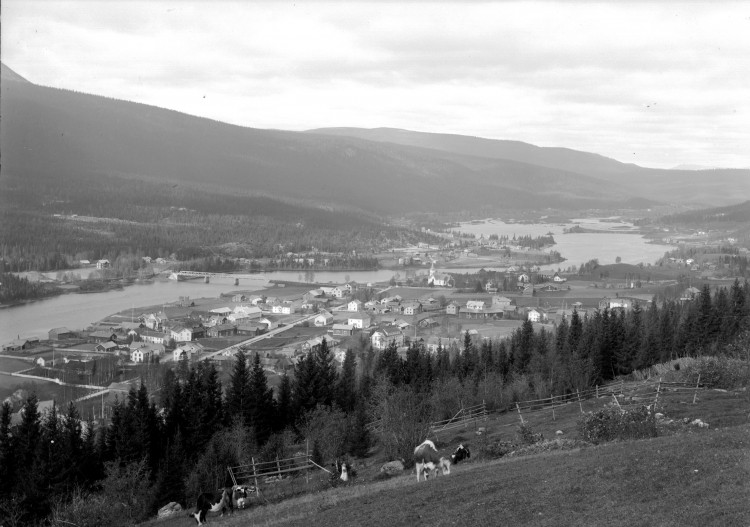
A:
[305,440,310,486]
[515,402,525,424]
[276,455,282,477]
[692,374,701,405]
[596,385,599,398]
[551,395,556,421]
[251,457,259,494]
[654,377,662,406]
[576,389,583,414]
[611,393,621,409]
[620,379,624,395]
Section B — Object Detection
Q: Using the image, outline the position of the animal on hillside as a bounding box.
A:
[331,459,357,485]
[232,485,254,509]
[189,488,233,525]
[413,439,451,482]
[451,444,471,464]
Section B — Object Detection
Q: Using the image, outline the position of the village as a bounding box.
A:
[2,249,714,416]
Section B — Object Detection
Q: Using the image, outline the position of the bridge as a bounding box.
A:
[168,270,271,284]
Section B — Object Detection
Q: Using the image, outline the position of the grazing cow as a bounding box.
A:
[232,485,254,509]
[190,488,232,525]
[413,439,451,482]
[451,444,471,464]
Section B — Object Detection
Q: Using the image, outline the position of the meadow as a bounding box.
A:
[148,378,750,527]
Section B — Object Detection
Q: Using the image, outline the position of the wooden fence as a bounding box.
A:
[430,402,488,437]
[227,445,332,498]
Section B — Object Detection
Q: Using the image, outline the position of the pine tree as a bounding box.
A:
[247,352,275,446]
[225,351,250,425]
[0,402,15,495]
[336,349,357,412]
[293,350,319,415]
[275,373,293,431]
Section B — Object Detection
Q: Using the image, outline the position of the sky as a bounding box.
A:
[2,1,749,169]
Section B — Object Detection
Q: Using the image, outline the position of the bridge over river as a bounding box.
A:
[168,270,271,284]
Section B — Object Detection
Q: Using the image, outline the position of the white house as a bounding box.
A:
[347,314,371,329]
[96,259,110,269]
[527,308,547,323]
[210,307,233,316]
[271,303,293,315]
[492,296,512,308]
[348,299,363,312]
[313,310,334,326]
[370,326,405,350]
[466,300,485,311]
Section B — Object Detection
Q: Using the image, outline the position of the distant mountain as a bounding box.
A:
[670,164,720,171]
[308,127,641,178]
[2,62,746,216]
[0,63,30,83]
[310,128,750,207]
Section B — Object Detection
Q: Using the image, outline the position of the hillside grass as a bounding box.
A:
[148,381,750,527]
[154,424,749,527]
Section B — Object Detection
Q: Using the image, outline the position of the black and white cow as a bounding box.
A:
[190,488,233,525]
[232,485,254,510]
[413,439,451,482]
[451,444,471,464]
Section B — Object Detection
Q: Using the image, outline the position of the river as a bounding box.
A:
[0,218,673,343]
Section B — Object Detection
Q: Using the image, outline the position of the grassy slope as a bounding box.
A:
[165,426,749,527]
[150,385,750,527]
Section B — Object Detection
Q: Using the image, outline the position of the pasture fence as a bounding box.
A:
[430,402,488,440]
[227,442,332,501]
[364,375,712,442]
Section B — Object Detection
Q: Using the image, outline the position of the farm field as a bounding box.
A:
[0,356,34,373]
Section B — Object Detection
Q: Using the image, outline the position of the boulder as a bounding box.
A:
[555,430,564,436]
[380,460,405,476]
[157,502,183,519]
[655,413,665,420]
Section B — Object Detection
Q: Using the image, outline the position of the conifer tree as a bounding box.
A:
[275,373,293,431]
[226,351,250,425]
[0,401,15,495]
[247,352,275,446]
[336,349,357,412]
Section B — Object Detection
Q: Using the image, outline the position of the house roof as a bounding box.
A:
[332,323,354,331]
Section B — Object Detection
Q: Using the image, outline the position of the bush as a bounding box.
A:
[516,422,544,445]
[682,356,750,390]
[578,405,657,444]
[479,440,517,459]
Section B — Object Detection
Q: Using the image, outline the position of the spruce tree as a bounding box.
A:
[275,373,293,431]
[248,352,275,446]
[336,349,357,412]
[226,351,251,425]
[314,338,338,406]
[0,402,15,495]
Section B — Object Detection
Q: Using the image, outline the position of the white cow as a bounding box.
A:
[413,439,451,482]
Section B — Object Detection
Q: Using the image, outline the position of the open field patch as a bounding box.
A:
[0,356,34,373]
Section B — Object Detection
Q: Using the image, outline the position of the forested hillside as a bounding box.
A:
[1,280,748,525]
[0,170,441,272]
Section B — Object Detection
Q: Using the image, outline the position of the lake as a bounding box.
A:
[451,217,672,271]
[0,218,673,343]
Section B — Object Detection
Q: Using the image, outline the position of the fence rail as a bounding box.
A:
[365,374,712,437]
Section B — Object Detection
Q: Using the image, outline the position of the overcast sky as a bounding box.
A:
[2,1,749,169]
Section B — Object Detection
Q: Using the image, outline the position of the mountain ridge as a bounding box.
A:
[2,61,747,215]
